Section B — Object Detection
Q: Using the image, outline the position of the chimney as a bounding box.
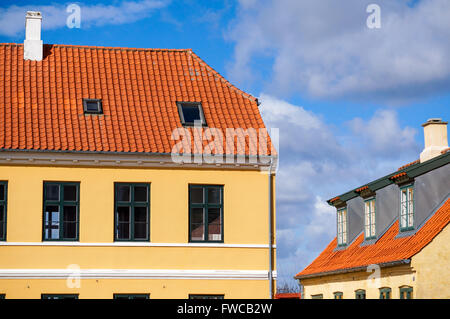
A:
[24,11,43,61]
[419,118,448,163]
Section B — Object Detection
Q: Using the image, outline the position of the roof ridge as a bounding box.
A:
[0,43,192,52]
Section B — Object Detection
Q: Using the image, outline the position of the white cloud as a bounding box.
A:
[228,0,450,102]
[259,94,420,285]
[0,0,169,37]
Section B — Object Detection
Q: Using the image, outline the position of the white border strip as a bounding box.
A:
[0,269,277,280]
[0,242,275,248]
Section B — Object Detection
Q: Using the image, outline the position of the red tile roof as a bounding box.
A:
[390,172,407,180]
[296,198,450,279]
[0,43,272,156]
[355,185,368,193]
[274,292,301,299]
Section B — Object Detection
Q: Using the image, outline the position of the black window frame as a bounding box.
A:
[41,294,79,299]
[113,294,150,299]
[189,185,224,243]
[114,183,150,242]
[0,181,7,241]
[177,101,207,127]
[83,98,103,114]
[42,182,80,241]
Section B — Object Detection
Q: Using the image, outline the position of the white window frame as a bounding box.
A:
[364,198,376,240]
[400,185,414,231]
[337,208,347,246]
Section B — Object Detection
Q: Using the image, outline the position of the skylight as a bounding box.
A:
[177,102,206,126]
[83,99,103,114]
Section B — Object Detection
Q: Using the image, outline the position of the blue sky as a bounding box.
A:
[1,0,449,288]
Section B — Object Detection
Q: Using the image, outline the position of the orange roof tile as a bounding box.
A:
[0,44,273,156]
[296,198,450,278]
[398,159,420,171]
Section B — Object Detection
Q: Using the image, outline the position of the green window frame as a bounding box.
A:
[333,292,343,299]
[0,294,5,299]
[311,294,323,299]
[399,287,413,299]
[113,294,149,299]
[114,183,150,241]
[41,294,79,299]
[189,294,224,299]
[364,198,376,240]
[400,185,414,231]
[355,289,366,299]
[337,208,347,247]
[189,185,223,243]
[43,182,80,241]
[0,181,7,241]
[379,287,391,299]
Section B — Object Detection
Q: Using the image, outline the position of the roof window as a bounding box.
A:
[83,99,103,114]
[177,102,206,126]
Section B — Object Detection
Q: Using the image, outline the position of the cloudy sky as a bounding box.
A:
[1,0,449,287]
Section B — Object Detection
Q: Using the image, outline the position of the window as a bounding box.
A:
[364,198,376,240]
[337,208,347,246]
[333,292,343,299]
[114,183,150,241]
[400,287,413,299]
[177,102,207,126]
[83,99,103,114]
[114,294,149,299]
[41,294,79,299]
[189,185,223,242]
[379,287,391,299]
[0,294,5,299]
[311,294,323,299]
[43,182,79,241]
[355,289,366,299]
[189,295,224,299]
[400,185,414,231]
[0,181,7,241]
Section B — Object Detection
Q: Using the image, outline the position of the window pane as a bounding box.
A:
[117,185,130,202]
[134,207,148,239]
[134,206,147,222]
[0,205,3,222]
[134,223,147,239]
[117,206,130,222]
[182,104,201,123]
[63,185,77,201]
[208,208,222,241]
[190,188,203,204]
[207,188,221,204]
[117,206,130,239]
[63,222,77,239]
[134,186,147,202]
[191,208,204,241]
[63,206,77,222]
[45,184,59,201]
[0,184,4,201]
[86,100,100,112]
[44,205,60,239]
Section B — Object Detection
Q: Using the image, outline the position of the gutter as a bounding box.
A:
[294,259,411,280]
[268,157,274,299]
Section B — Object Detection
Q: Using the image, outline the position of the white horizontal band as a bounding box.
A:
[0,269,277,280]
[0,242,275,248]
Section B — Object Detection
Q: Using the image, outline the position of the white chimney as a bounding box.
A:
[24,11,43,61]
[420,118,448,163]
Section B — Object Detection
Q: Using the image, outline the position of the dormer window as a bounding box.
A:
[364,198,376,240]
[83,99,103,114]
[337,208,347,246]
[177,102,206,126]
[400,185,414,231]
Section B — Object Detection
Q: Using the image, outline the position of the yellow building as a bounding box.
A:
[0,12,277,299]
[296,119,449,299]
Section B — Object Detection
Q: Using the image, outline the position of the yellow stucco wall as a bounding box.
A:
[0,279,269,299]
[411,224,450,299]
[0,164,276,298]
[300,264,415,299]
